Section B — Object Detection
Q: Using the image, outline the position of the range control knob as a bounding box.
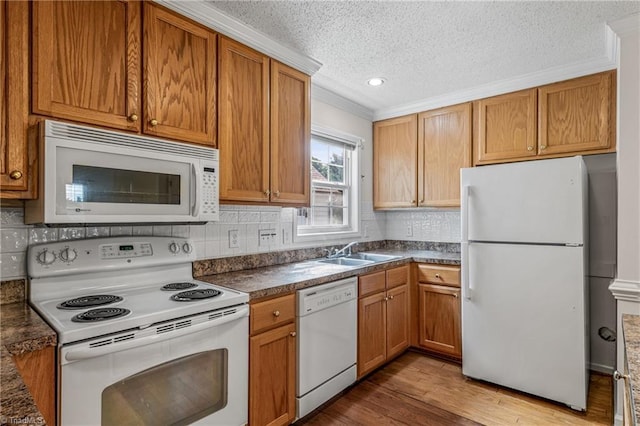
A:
[59,248,78,263]
[36,249,56,266]
[169,242,181,254]
[182,243,193,254]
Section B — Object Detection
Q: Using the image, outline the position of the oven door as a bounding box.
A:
[59,307,248,426]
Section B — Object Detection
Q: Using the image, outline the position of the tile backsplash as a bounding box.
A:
[0,205,460,280]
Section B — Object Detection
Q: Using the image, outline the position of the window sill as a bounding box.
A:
[293,229,361,244]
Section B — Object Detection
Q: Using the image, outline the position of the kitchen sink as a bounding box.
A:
[316,257,374,266]
[345,253,402,262]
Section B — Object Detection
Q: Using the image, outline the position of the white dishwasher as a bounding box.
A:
[296,277,358,419]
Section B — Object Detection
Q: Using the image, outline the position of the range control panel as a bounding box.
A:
[28,236,196,278]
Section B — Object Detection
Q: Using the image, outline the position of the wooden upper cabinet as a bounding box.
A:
[538,71,615,156]
[32,0,141,132]
[218,36,270,203]
[373,114,418,209]
[143,3,217,145]
[1,0,32,196]
[418,103,471,207]
[474,89,537,165]
[270,61,310,205]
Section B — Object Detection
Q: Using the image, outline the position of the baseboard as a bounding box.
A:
[590,363,615,375]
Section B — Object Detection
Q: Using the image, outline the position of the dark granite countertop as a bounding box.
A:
[199,250,460,300]
[623,314,640,424]
[1,302,57,426]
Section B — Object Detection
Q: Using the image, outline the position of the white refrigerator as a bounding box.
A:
[460,156,589,411]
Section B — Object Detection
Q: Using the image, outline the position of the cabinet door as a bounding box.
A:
[32,0,141,131]
[218,37,270,203]
[373,115,417,209]
[358,292,387,378]
[418,103,471,207]
[539,71,615,156]
[13,346,56,426]
[249,323,296,426]
[474,89,537,165]
[418,283,461,358]
[1,0,31,195]
[270,61,310,206]
[386,283,410,359]
[143,3,216,145]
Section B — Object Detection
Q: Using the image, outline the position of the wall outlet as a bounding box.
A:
[228,229,239,248]
[405,223,413,237]
[363,223,369,238]
[259,228,277,246]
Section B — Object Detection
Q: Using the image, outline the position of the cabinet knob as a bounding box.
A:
[290,331,296,337]
[435,274,441,278]
[273,190,280,197]
[411,200,416,204]
[264,189,271,196]
[9,170,23,180]
[540,145,547,150]
[128,114,139,122]
[273,310,280,317]
[453,293,459,298]
[419,199,424,204]
[389,295,394,300]
[527,146,533,151]
[150,119,159,127]
[384,296,389,301]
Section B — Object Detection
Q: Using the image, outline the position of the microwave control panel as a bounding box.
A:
[200,163,219,221]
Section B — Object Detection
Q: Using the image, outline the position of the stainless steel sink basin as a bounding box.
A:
[346,253,402,262]
[316,257,374,266]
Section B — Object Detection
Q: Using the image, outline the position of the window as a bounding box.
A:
[296,126,361,241]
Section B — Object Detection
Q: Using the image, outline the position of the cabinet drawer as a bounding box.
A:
[417,264,460,287]
[250,293,295,335]
[359,271,386,297]
[386,265,409,289]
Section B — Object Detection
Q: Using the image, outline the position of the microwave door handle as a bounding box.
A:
[191,164,199,217]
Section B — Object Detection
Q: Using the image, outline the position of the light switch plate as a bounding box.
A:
[259,228,277,246]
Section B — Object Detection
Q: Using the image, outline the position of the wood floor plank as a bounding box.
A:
[296,352,612,425]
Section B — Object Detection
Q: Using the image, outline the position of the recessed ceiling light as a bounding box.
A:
[367,77,385,87]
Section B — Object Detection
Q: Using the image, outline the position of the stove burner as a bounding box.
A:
[161,282,198,291]
[171,288,221,302]
[57,295,123,310]
[71,307,130,323]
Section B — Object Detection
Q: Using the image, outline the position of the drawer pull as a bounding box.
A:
[273,310,280,317]
[290,331,296,337]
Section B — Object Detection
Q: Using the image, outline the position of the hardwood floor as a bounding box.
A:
[298,351,613,425]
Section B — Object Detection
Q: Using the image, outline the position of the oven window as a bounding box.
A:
[101,350,227,426]
[69,165,181,204]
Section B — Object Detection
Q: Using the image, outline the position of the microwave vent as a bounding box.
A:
[46,120,217,161]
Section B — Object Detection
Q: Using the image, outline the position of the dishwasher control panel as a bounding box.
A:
[297,277,357,316]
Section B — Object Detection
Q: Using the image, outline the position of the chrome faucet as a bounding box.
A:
[328,241,359,258]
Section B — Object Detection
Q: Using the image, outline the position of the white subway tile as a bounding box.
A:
[59,227,86,241]
[0,252,26,280]
[171,225,189,238]
[110,226,132,237]
[189,224,206,241]
[219,211,239,223]
[239,211,260,223]
[86,226,110,238]
[260,212,279,223]
[29,228,59,245]
[204,239,219,258]
[205,223,220,242]
[1,227,29,252]
[0,208,25,226]
[280,208,295,222]
[193,241,206,260]
[152,225,172,237]
[132,226,153,236]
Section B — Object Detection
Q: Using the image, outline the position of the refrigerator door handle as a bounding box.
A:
[461,185,470,242]
[461,241,471,300]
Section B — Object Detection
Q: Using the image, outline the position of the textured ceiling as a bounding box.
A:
[207,1,640,114]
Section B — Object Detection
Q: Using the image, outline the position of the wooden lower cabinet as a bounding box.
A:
[357,265,410,378]
[249,294,296,426]
[414,264,462,360]
[417,283,461,358]
[12,346,56,426]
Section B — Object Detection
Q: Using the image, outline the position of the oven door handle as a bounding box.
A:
[63,305,249,362]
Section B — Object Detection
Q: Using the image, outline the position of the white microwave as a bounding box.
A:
[25,120,219,224]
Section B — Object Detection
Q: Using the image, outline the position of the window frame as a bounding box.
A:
[294,125,362,243]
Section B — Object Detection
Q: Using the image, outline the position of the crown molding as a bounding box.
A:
[312,84,374,121]
[373,55,617,121]
[153,0,322,76]
[609,279,640,302]
[608,12,640,38]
